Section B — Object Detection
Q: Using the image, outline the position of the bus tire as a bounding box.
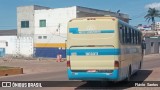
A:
[139,61,142,69]
[127,66,131,81]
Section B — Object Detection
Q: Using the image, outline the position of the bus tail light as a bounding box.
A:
[67,61,71,67]
[112,18,115,21]
[114,61,119,68]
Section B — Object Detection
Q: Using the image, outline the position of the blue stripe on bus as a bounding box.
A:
[100,30,114,33]
[69,28,79,34]
[67,69,119,80]
[66,49,120,56]
[69,28,114,34]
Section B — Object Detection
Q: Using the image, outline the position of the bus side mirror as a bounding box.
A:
[142,43,146,49]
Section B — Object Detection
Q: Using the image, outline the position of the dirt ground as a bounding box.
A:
[0,58,66,74]
[0,54,159,78]
[0,54,160,90]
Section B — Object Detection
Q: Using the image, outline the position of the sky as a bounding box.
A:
[0,0,160,30]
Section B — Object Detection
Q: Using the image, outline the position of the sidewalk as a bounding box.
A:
[144,54,160,61]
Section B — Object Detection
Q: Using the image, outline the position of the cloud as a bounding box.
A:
[145,2,160,10]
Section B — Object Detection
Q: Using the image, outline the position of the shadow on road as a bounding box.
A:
[75,70,153,90]
[131,69,153,81]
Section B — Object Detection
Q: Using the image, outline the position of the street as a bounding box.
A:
[0,54,160,90]
[1,0,160,90]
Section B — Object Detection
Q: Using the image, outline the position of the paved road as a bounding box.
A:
[0,54,160,90]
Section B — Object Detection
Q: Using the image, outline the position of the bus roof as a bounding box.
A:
[69,16,117,21]
[69,16,141,33]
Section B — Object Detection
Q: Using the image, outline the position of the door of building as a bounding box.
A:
[151,42,154,54]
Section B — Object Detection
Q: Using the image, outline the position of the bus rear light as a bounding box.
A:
[112,18,115,21]
[67,61,71,67]
[114,61,119,68]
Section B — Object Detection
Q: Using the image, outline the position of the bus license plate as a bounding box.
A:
[87,70,97,72]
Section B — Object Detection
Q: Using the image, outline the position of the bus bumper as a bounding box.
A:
[67,69,119,81]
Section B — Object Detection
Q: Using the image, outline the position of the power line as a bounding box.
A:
[130,12,146,20]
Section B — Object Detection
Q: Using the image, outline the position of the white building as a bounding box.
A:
[0,30,33,57]
[17,5,129,58]
[156,22,160,31]
[0,30,17,57]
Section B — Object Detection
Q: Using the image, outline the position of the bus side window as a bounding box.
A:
[129,28,131,44]
[126,27,129,44]
[119,25,123,44]
[127,27,130,44]
[135,30,137,44]
[134,30,137,44]
[132,30,135,44]
[131,29,133,44]
[136,31,138,44]
[125,26,128,44]
[123,26,125,44]
[137,32,139,44]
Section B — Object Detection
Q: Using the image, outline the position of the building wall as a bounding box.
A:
[16,37,34,57]
[145,37,160,55]
[17,5,50,57]
[0,36,17,55]
[34,34,66,58]
[17,6,35,37]
[0,36,34,57]
[17,5,49,37]
[33,7,76,58]
[34,7,76,37]
[156,22,160,31]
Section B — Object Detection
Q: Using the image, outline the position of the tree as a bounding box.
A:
[144,8,160,30]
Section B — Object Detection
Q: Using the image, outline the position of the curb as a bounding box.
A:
[0,67,23,76]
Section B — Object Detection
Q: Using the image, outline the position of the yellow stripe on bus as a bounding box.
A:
[34,43,66,48]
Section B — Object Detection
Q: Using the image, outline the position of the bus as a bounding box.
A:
[66,16,145,81]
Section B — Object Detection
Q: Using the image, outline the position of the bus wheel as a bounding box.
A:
[139,61,142,69]
[127,66,131,81]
